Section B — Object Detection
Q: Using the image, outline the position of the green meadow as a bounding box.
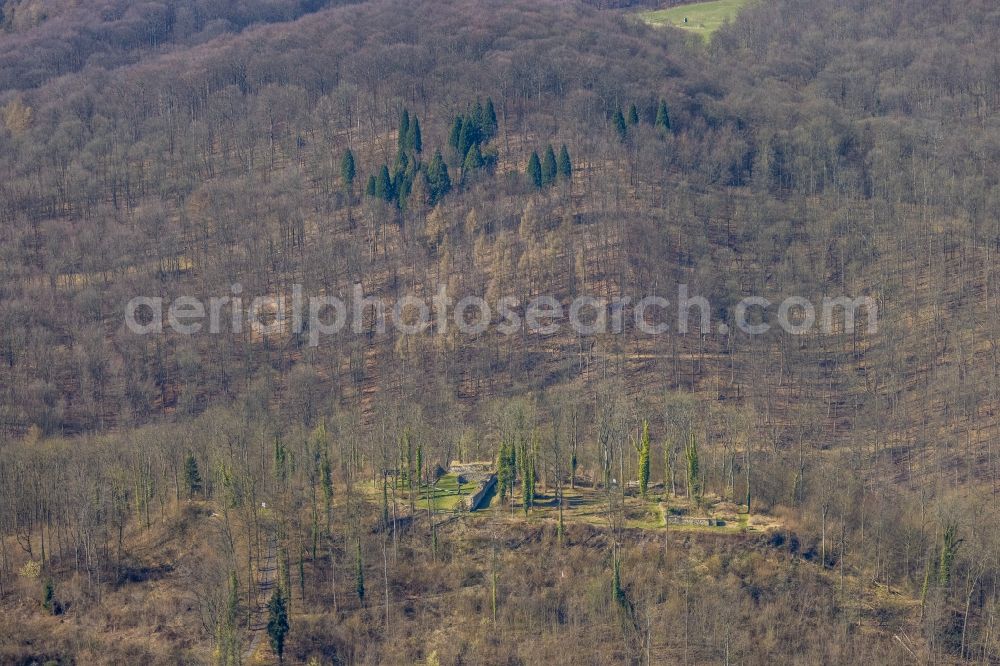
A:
[639,0,750,37]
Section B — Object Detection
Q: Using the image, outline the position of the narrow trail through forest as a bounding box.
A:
[244,533,277,663]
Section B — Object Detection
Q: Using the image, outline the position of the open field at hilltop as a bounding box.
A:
[639,0,751,37]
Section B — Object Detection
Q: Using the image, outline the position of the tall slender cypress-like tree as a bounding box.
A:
[527,151,542,189]
[355,538,365,604]
[542,145,557,185]
[459,119,478,160]
[472,99,485,136]
[686,432,701,503]
[394,149,409,176]
[655,99,671,131]
[638,420,650,498]
[427,150,451,205]
[627,103,639,125]
[184,454,202,498]
[267,587,289,664]
[558,144,572,181]
[416,445,424,486]
[402,429,413,489]
[520,440,535,515]
[463,142,484,182]
[341,149,355,190]
[398,108,410,153]
[469,143,485,170]
[42,579,54,613]
[497,440,511,503]
[436,158,452,202]
[613,107,628,142]
[407,117,422,153]
[448,116,463,152]
[484,97,498,139]
[375,165,393,202]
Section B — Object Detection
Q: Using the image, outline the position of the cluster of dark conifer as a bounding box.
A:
[351,99,502,210]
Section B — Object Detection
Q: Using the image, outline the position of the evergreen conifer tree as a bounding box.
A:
[542,145,557,185]
[416,445,424,486]
[463,141,484,178]
[628,103,639,125]
[398,108,410,153]
[613,107,628,142]
[686,432,701,502]
[448,116,464,152]
[184,454,202,498]
[408,117,422,153]
[558,144,572,181]
[520,440,535,515]
[427,150,451,205]
[655,99,671,131]
[341,149,355,189]
[459,119,478,160]
[484,97,498,139]
[638,420,650,498]
[267,587,289,663]
[355,539,365,603]
[497,440,511,503]
[375,165,393,202]
[527,151,543,189]
[42,579,54,613]
[472,99,485,137]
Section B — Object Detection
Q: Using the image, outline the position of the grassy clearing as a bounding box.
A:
[481,485,760,534]
[360,473,479,512]
[370,474,770,534]
[638,0,750,38]
[414,473,480,511]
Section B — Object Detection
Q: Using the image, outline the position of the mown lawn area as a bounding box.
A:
[414,473,480,511]
[639,0,750,38]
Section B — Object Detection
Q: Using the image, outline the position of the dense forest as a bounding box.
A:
[1,0,999,663]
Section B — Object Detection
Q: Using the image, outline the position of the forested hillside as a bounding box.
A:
[1,0,999,663]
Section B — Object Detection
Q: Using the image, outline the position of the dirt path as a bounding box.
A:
[243,533,277,664]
